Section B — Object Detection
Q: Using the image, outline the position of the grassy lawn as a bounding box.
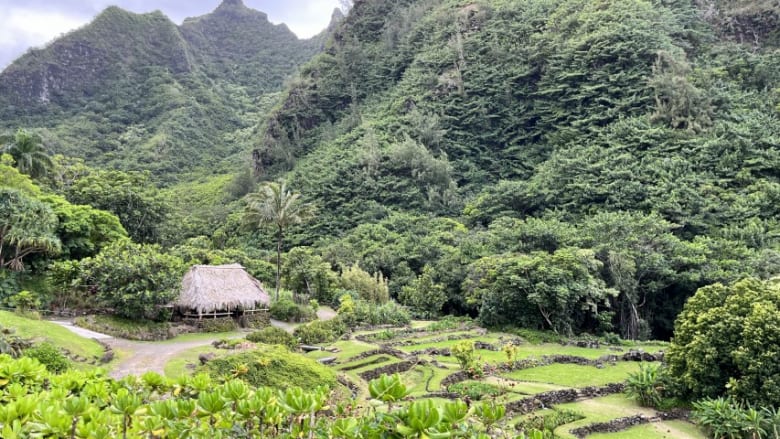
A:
[304,339,379,361]
[586,420,704,439]
[0,311,104,360]
[552,395,659,438]
[502,362,646,387]
[158,331,245,344]
[163,345,221,378]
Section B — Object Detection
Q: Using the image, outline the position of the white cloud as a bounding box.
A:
[272,0,340,38]
[0,7,86,50]
[0,0,342,68]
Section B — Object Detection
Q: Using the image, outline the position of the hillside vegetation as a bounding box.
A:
[1,0,779,435]
[0,0,328,181]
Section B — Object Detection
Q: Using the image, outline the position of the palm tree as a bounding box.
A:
[244,180,315,300]
[1,129,52,178]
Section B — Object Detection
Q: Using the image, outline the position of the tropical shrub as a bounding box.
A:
[246,326,297,349]
[338,299,411,327]
[693,397,780,439]
[22,343,70,373]
[293,318,348,345]
[77,240,185,321]
[200,346,337,389]
[0,354,532,437]
[667,278,780,406]
[625,363,667,408]
[339,263,389,304]
[448,381,502,400]
[452,340,482,377]
[269,298,316,322]
[399,265,447,318]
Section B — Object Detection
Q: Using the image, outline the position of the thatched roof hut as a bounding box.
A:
[177,264,270,315]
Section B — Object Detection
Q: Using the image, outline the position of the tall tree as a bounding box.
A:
[0,188,61,270]
[244,180,315,300]
[1,129,52,178]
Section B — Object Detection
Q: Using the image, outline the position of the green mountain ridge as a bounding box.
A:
[0,0,334,181]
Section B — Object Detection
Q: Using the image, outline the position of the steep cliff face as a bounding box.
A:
[0,7,191,111]
[180,0,320,95]
[0,0,330,180]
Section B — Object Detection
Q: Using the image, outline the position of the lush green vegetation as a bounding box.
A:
[0,311,103,361]
[200,345,337,389]
[1,0,779,436]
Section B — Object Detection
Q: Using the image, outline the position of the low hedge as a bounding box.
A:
[246,326,297,349]
[294,318,348,345]
[74,315,178,341]
[270,299,316,323]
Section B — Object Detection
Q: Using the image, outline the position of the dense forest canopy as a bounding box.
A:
[1,0,780,340]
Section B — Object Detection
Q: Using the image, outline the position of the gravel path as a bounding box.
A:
[52,308,340,379]
[50,320,112,340]
[106,337,234,379]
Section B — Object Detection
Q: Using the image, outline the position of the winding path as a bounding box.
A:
[51,307,339,379]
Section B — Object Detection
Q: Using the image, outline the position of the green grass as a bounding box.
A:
[74,315,173,341]
[586,420,705,439]
[304,339,379,361]
[502,362,646,387]
[163,345,221,378]
[553,395,658,438]
[159,331,244,344]
[0,311,104,360]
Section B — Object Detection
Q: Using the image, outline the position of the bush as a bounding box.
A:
[447,381,502,400]
[10,290,40,312]
[516,409,584,435]
[452,340,482,377]
[625,363,668,408]
[339,263,389,304]
[78,240,185,321]
[338,298,410,327]
[270,298,316,322]
[692,397,780,439]
[667,278,780,406]
[75,315,175,341]
[23,343,70,373]
[246,326,297,349]
[399,265,447,318]
[294,318,348,345]
[200,345,336,389]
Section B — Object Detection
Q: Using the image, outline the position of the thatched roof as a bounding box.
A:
[177,264,270,314]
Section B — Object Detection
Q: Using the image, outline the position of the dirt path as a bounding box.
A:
[53,309,340,379]
[106,336,233,378]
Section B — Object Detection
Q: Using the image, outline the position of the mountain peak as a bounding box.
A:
[219,0,244,7]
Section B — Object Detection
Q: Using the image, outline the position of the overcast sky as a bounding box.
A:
[0,0,341,69]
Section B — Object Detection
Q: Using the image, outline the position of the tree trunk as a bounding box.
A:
[276,227,282,301]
